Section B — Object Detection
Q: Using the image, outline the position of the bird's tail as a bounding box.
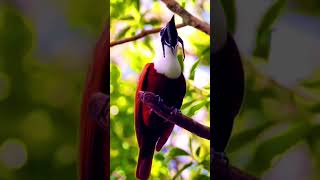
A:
[136,144,155,180]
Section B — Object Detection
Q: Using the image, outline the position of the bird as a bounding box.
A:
[212,0,245,155]
[79,25,109,180]
[134,15,186,180]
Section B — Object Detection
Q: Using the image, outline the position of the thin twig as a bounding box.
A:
[160,0,210,35]
[110,23,187,47]
[110,0,210,47]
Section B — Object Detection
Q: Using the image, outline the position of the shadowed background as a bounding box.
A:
[225,0,320,180]
[0,0,105,179]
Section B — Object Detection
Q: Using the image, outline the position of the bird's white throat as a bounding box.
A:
[213,0,227,53]
[153,45,182,79]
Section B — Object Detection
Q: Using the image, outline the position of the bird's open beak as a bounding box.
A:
[160,15,185,60]
[167,16,178,50]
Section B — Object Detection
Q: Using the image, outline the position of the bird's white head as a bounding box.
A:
[154,15,184,79]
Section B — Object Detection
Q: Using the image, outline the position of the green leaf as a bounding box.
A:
[154,153,165,161]
[192,174,210,180]
[195,146,201,157]
[187,99,208,116]
[110,63,121,83]
[181,99,196,110]
[145,18,161,26]
[199,159,210,171]
[189,59,201,80]
[257,0,286,36]
[0,6,32,58]
[227,121,274,153]
[177,54,184,72]
[144,36,154,53]
[115,26,131,40]
[302,80,320,88]
[189,137,193,155]
[172,162,193,180]
[119,15,135,21]
[167,147,190,158]
[133,0,140,11]
[308,103,320,113]
[220,0,236,34]
[181,0,186,8]
[247,122,311,175]
[254,0,286,59]
[253,29,272,59]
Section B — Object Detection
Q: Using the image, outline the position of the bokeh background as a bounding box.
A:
[1,0,320,180]
[224,0,320,180]
[110,0,210,179]
[0,0,106,179]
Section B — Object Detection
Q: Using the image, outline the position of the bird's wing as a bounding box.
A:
[178,74,187,108]
[156,74,187,151]
[135,63,152,148]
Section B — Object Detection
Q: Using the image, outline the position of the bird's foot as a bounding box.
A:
[212,150,230,179]
[170,106,181,116]
[154,94,163,104]
[213,151,229,165]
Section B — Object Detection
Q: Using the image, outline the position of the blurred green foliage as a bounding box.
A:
[224,0,320,179]
[0,1,105,180]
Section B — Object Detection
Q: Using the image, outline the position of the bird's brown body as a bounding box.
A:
[135,63,186,179]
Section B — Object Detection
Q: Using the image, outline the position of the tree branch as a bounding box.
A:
[213,158,259,180]
[160,0,210,35]
[110,0,210,47]
[110,23,187,47]
[138,91,258,180]
[138,91,210,140]
[88,91,258,180]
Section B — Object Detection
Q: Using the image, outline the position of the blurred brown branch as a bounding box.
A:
[110,23,187,47]
[88,91,258,179]
[213,158,259,180]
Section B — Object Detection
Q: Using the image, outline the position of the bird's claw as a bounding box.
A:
[213,151,229,165]
[170,107,181,115]
[154,95,163,104]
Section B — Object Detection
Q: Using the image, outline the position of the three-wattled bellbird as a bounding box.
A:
[212,0,244,155]
[134,15,186,180]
